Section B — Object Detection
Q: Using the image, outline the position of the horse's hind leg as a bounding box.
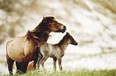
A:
[16,62,28,74]
[6,54,14,75]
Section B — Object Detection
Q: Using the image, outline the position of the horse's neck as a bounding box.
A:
[39,32,49,42]
[32,22,50,33]
[33,23,50,41]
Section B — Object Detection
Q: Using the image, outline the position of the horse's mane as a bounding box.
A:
[26,31,40,44]
[26,30,50,45]
[32,17,55,33]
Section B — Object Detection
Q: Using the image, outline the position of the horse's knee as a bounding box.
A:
[16,62,28,74]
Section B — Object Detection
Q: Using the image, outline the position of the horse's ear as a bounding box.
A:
[27,30,31,35]
[27,30,32,40]
[43,16,45,19]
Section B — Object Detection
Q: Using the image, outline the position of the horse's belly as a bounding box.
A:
[7,43,25,62]
[7,39,35,62]
[8,46,34,62]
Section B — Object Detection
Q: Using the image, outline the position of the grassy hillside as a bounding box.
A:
[13,69,116,76]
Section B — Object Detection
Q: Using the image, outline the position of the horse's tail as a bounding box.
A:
[6,40,13,63]
[6,40,13,53]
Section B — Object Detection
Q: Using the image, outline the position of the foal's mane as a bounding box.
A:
[57,33,69,46]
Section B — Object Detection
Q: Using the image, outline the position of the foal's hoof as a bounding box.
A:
[9,72,13,76]
[16,70,25,74]
[37,70,41,72]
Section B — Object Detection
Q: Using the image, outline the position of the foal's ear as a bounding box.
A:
[66,32,70,35]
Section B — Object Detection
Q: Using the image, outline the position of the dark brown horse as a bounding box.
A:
[6,16,66,75]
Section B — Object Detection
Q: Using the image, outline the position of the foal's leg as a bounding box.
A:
[37,52,43,70]
[41,56,49,72]
[6,53,14,75]
[33,47,40,69]
[16,62,28,74]
[53,57,57,71]
[58,58,62,71]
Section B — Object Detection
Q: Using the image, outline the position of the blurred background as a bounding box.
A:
[0,0,116,75]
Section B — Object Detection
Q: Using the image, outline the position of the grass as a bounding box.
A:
[14,69,116,76]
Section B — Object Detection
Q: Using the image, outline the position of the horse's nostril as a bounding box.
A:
[63,26,66,30]
[62,26,66,33]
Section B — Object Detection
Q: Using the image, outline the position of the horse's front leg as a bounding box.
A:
[33,50,39,69]
[53,57,57,71]
[16,62,28,74]
[58,58,62,71]
[33,47,41,69]
[6,53,14,75]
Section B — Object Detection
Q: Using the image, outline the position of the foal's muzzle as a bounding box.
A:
[74,42,78,45]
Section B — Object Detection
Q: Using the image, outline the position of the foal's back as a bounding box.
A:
[40,43,61,58]
[40,32,78,59]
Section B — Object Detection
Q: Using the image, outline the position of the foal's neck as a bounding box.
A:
[57,36,69,52]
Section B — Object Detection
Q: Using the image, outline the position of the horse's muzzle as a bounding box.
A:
[55,25,66,33]
[62,26,66,33]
